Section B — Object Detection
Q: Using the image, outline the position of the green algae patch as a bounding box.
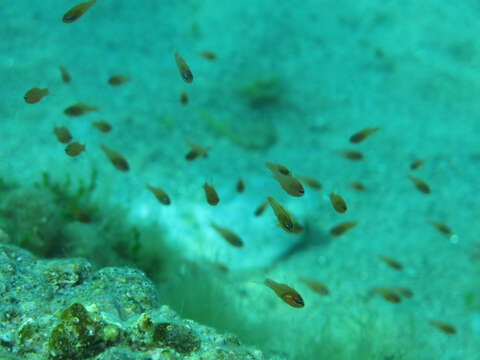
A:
[48,303,106,360]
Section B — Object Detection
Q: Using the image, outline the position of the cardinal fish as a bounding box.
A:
[264,278,304,308]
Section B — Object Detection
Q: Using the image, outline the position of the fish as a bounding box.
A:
[265,162,304,197]
[180,91,188,106]
[329,221,356,237]
[335,150,364,161]
[69,207,93,223]
[65,141,85,157]
[265,162,290,175]
[211,222,243,247]
[408,174,430,194]
[198,50,216,61]
[264,278,304,308]
[329,193,347,213]
[24,87,48,104]
[236,178,244,193]
[393,287,413,299]
[300,277,329,296]
[291,220,304,234]
[429,221,452,236]
[410,159,424,170]
[254,200,268,217]
[59,66,71,83]
[62,0,96,23]
[377,254,403,271]
[146,184,170,205]
[108,75,131,86]
[203,182,219,205]
[92,120,112,133]
[100,144,129,172]
[428,320,456,335]
[349,127,380,143]
[53,126,72,144]
[174,52,193,83]
[267,196,295,233]
[298,176,322,190]
[348,181,365,192]
[185,141,210,161]
[371,287,402,304]
[64,103,99,117]
[213,262,229,273]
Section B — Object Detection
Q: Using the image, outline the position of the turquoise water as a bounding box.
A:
[1,0,479,359]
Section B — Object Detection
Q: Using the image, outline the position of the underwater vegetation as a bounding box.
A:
[0,171,181,280]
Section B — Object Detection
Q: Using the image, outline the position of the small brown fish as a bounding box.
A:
[348,181,365,192]
[174,52,193,83]
[214,262,229,273]
[24,87,48,104]
[65,141,85,157]
[408,174,430,194]
[428,320,456,335]
[146,184,170,205]
[198,50,216,61]
[70,207,93,223]
[265,163,304,197]
[62,0,96,23]
[291,220,304,234]
[59,66,71,83]
[267,196,295,233]
[300,277,329,296]
[275,173,305,197]
[254,200,268,217]
[264,278,304,308]
[410,159,424,170]
[236,178,244,193]
[298,176,322,190]
[180,91,188,106]
[265,162,290,176]
[349,127,380,143]
[330,193,347,213]
[211,222,242,247]
[53,126,72,144]
[185,141,210,161]
[429,221,452,236]
[393,287,414,299]
[371,287,402,304]
[335,149,364,161]
[377,254,403,271]
[108,74,131,86]
[203,182,219,206]
[100,144,129,172]
[64,103,99,117]
[92,120,112,133]
[329,221,356,237]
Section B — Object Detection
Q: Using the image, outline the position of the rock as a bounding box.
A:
[0,244,287,360]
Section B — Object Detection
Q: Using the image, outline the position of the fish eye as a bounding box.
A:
[299,189,304,194]
[295,297,304,306]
